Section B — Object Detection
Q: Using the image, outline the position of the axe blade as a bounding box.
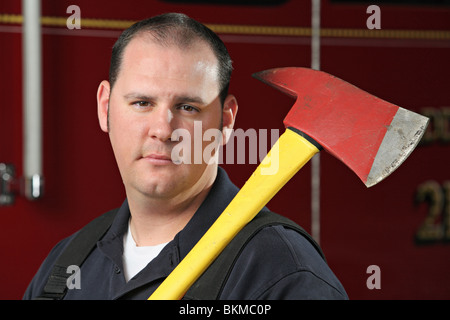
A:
[253,67,429,187]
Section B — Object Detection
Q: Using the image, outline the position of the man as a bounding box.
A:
[24,13,348,300]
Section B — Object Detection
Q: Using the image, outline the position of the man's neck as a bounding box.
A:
[127,190,209,246]
[126,168,217,247]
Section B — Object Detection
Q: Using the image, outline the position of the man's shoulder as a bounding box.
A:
[220,218,348,299]
[23,208,120,300]
[242,223,325,271]
[23,232,78,299]
[243,210,325,264]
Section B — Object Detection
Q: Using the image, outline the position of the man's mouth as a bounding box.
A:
[141,153,174,165]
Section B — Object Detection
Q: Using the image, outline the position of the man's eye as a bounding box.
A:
[131,101,153,111]
[134,101,150,108]
[179,105,198,112]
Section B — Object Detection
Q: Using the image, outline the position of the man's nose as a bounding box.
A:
[147,107,174,142]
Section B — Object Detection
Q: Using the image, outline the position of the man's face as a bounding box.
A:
[97,35,235,204]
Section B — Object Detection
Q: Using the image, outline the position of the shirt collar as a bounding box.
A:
[175,166,240,258]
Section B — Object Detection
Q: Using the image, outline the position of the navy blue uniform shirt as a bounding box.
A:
[23,167,348,300]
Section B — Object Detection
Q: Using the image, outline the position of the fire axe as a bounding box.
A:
[149,67,429,299]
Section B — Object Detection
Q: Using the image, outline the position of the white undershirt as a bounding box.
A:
[122,221,168,282]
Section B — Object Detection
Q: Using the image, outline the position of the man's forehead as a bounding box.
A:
[126,31,216,59]
[113,34,220,101]
[134,29,202,48]
[120,33,219,76]
[116,35,219,88]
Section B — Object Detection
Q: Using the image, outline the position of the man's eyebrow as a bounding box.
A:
[123,93,153,100]
[176,96,206,105]
[123,92,206,105]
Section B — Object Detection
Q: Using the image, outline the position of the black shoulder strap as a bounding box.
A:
[183,210,325,300]
[35,209,118,300]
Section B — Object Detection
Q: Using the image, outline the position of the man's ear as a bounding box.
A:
[97,80,110,133]
[221,94,238,145]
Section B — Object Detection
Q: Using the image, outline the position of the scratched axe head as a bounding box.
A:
[253,67,429,187]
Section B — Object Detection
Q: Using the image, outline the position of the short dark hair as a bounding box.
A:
[109,13,233,104]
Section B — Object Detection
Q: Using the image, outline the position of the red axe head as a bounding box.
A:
[253,67,429,187]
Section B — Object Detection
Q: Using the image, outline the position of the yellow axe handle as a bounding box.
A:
[148,128,320,300]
